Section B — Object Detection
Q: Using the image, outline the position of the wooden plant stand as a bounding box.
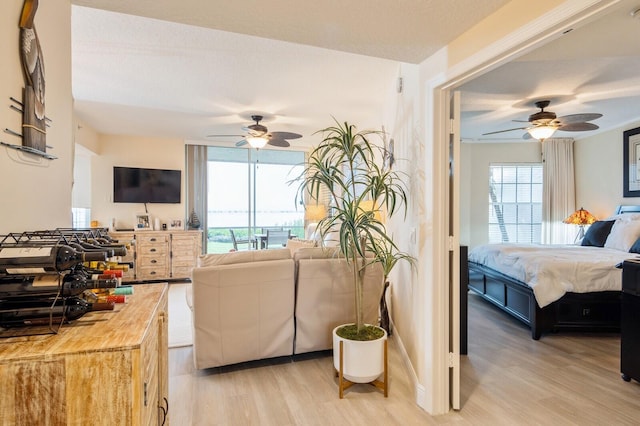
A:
[335,339,388,398]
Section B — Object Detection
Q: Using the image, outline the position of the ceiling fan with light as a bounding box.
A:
[207,115,302,148]
[482,100,603,141]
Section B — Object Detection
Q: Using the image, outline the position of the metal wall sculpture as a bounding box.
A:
[18,0,46,153]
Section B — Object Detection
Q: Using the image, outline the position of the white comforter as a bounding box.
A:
[468,243,638,307]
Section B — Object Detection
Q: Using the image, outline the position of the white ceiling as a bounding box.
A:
[460,0,640,142]
[70,0,509,147]
[70,0,640,148]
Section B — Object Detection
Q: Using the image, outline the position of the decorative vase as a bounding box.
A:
[379,281,391,336]
[332,324,387,383]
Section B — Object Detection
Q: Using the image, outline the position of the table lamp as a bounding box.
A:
[305,204,327,240]
[563,207,596,242]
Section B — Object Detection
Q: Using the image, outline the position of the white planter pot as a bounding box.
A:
[332,324,387,383]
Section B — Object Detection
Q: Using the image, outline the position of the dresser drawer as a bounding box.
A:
[136,234,169,245]
[137,244,168,257]
[137,265,170,280]
[137,254,168,267]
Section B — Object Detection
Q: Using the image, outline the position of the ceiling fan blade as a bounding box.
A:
[557,122,599,132]
[270,131,302,140]
[482,126,527,136]
[267,137,290,147]
[235,140,248,147]
[556,113,603,124]
[247,124,268,135]
[207,134,245,138]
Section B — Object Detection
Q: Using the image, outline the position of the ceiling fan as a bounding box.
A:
[207,115,302,148]
[482,100,603,141]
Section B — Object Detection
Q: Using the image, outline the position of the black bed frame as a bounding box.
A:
[466,205,640,340]
[468,262,621,339]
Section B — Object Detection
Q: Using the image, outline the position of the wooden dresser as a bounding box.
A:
[0,284,169,425]
[111,230,202,282]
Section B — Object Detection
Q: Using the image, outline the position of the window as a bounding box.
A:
[205,147,305,253]
[72,207,91,229]
[488,164,542,244]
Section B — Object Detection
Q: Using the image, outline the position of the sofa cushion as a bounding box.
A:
[198,248,291,267]
[285,238,317,256]
[292,246,342,261]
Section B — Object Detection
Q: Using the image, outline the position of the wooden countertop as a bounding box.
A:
[0,283,168,362]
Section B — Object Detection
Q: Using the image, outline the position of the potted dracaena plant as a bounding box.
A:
[294,119,414,391]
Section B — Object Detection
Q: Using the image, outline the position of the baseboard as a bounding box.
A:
[390,319,423,407]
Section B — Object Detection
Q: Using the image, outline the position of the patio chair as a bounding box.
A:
[265,229,291,249]
[229,229,253,251]
[261,226,284,234]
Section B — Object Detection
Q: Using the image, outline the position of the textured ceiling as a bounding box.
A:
[70,0,640,147]
[72,0,510,63]
[70,0,510,147]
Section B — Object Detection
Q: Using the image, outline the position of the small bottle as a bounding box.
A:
[91,286,134,296]
[88,269,123,278]
[80,291,122,307]
[101,295,126,304]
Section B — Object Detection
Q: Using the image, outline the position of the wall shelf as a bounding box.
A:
[1,141,57,160]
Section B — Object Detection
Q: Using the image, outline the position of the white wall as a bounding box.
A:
[79,133,187,230]
[0,0,72,234]
[575,119,640,219]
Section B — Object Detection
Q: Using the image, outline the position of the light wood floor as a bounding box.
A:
[168,293,640,425]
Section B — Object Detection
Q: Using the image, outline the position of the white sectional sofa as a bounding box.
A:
[187,247,383,369]
[293,247,383,354]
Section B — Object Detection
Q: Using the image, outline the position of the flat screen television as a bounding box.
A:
[113,166,181,204]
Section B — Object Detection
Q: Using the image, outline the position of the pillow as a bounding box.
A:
[581,220,615,247]
[285,238,317,255]
[322,230,340,247]
[292,247,343,261]
[605,213,640,222]
[630,237,640,254]
[604,219,640,251]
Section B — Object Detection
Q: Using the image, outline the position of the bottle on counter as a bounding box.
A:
[0,274,118,298]
[0,296,115,328]
[0,244,107,274]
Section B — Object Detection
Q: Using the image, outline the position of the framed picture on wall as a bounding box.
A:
[623,126,640,197]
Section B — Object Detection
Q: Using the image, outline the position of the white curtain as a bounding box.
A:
[541,138,575,244]
[185,144,208,253]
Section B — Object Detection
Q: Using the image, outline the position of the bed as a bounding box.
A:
[467,205,640,340]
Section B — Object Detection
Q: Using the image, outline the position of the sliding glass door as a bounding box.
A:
[206,147,305,253]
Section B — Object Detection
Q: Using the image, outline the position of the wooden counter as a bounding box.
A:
[0,283,169,425]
